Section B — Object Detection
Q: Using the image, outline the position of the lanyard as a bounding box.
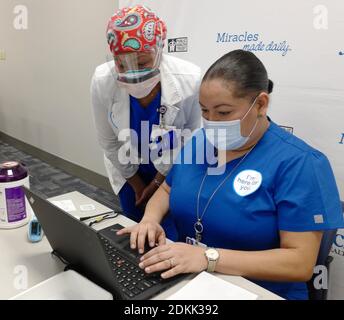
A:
[194,144,257,243]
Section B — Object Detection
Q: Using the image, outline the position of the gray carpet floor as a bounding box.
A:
[0,140,121,212]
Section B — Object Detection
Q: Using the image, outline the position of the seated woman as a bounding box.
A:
[117,50,344,300]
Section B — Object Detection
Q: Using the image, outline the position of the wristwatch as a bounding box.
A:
[204,248,219,272]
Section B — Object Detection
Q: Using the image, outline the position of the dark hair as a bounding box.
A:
[202,50,274,97]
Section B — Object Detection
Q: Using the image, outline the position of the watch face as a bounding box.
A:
[207,248,219,260]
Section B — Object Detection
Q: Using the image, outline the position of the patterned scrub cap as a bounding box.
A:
[106,5,167,55]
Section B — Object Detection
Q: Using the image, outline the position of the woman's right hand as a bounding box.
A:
[116,219,166,254]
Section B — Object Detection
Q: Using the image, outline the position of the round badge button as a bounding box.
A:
[233,170,262,197]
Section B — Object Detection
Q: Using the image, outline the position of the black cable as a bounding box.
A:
[88,212,120,227]
[79,210,116,221]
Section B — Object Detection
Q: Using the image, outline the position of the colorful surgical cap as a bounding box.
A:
[106,5,167,55]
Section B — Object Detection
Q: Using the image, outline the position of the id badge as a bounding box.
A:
[186,236,207,248]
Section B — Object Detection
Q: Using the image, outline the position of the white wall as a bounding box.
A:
[0,0,119,176]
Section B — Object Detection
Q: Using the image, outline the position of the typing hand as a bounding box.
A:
[138,243,208,279]
[116,219,166,254]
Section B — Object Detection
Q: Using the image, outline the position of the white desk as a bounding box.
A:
[0,193,282,300]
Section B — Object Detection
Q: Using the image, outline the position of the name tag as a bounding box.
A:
[186,236,207,248]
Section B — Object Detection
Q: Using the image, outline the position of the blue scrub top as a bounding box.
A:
[129,93,160,179]
[126,93,179,240]
[165,120,344,300]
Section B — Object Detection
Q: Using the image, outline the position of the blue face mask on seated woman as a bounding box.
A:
[202,95,259,151]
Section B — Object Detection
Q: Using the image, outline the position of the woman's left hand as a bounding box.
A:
[138,243,208,279]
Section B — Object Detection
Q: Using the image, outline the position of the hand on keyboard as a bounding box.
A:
[116,219,166,254]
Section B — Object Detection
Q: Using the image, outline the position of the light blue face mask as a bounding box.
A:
[203,95,259,151]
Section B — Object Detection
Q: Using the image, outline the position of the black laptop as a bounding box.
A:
[23,187,186,300]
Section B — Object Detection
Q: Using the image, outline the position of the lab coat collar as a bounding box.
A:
[160,55,183,107]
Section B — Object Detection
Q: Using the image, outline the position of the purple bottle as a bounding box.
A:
[0,161,31,229]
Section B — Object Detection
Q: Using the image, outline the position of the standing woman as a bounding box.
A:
[118,50,344,300]
[91,5,201,239]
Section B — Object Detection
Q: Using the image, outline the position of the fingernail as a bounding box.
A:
[139,249,143,254]
[131,244,135,249]
[145,267,150,273]
[140,256,145,261]
[139,263,144,268]
[150,242,154,247]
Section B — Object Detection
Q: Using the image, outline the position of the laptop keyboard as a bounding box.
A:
[100,236,162,299]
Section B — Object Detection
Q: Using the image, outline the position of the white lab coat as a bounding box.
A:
[91,54,201,195]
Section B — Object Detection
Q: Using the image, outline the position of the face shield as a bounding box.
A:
[114,46,162,84]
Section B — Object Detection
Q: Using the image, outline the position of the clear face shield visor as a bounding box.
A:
[114,46,162,84]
